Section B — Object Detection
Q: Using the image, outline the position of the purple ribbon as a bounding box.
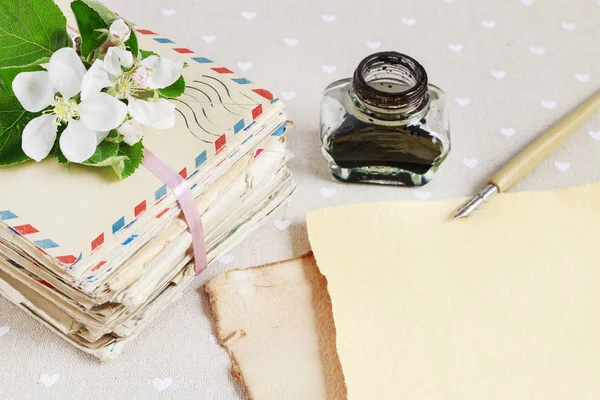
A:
[142,148,207,275]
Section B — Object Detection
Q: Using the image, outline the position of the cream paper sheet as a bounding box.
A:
[307,182,600,400]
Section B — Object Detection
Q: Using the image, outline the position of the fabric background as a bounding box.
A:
[1,0,599,398]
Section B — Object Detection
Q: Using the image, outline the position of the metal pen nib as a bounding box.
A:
[453,183,499,219]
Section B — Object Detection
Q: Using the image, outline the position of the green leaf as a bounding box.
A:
[81,0,118,25]
[84,138,119,165]
[0,56,51,71]
[54,145,69,165]
[0,66,45,166]
[51,125,69,164]
[91,155,127,168]
[125,28,138,57]
[0,0,70,68]
[112,140,144,179]
[0,110,33,166]
[140,49,158,59]
[158,76,186,98]
[71,0,109,58]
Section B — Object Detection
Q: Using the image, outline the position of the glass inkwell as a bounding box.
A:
[320,52,450,186]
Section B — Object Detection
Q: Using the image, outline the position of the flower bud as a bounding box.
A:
[109,19,131,42]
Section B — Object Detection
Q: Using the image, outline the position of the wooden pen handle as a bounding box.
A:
[490,90,600,192]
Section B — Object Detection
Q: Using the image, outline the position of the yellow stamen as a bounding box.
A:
[114,73,143,99]
[52,96,79,124]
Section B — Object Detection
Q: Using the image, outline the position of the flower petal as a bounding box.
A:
[128,98,175,130]
[59,119,97,163]
[123,135,141,146]
[12,71,55,112]
[141,55,159,69]
[132,67,152,88]
[79,92,128,131]
[148,57,184,89]
[118,119,143,145]
[21,114,57,162]
[117,48,134,69]
[81,60,113,101]
[104,47,133,76]
[110,19,131,41]
[103,48,122,77]
[47,48,86,99]
[95,130,110,145]
[117,119,142,136]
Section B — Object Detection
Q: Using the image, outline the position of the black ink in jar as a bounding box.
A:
[320,52,450,186]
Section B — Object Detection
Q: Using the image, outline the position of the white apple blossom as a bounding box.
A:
[13,48,127,163]
[79,52,182,142]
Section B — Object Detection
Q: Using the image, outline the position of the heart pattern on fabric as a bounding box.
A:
[273,219,291,231]
[500,127,516,137]
[320,187,337,198]
[161,9,176,16]
[280,91,296,101]
[588,131,600,141]
[201,36,216,44]
[321,65,337,74]
[455,97,471,107]
[366,41,381,49]
[530,46,545,55]
[414,190,432,200]
[322,15,337,23]
[153,377,173,392]
[241,11,257,20]
[40,373,60,388]
[463,158,479,169]
[171,292,184,303]
[448,44,463,52]
[219,254,235,265]
[554,161,570,171]
[208,334,219,346]
[283,38,299,46]
[541,100,556,109]
[490,70,506,79]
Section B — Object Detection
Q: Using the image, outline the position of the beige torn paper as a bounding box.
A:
[205,253,347,400]
[307,182,600,400]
